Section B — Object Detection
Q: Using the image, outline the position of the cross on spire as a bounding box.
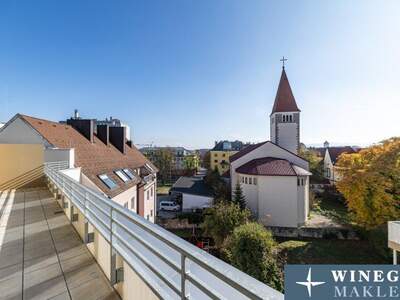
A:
[280,56,288,69]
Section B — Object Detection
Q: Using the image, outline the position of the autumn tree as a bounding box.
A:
[336,137,400,228]
[152,148,174,184]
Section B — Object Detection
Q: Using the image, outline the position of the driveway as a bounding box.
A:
[156,194,178,219]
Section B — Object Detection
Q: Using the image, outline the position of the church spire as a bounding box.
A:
[271,66,300,115]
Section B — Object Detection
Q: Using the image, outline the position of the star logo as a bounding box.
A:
[296,267,325,298]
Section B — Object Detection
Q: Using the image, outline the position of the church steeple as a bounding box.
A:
[271,68,300,115]
[270,62,301,154]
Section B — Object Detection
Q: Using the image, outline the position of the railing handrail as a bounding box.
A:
[44,162,283,300]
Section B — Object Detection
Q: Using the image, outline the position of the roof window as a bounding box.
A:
[122,168,136,180]
[114,170,129,183]
[98,174,118,189]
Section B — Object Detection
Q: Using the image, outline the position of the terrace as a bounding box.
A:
[0,162,283,300]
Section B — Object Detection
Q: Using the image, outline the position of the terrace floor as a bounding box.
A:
[0,187,120,300]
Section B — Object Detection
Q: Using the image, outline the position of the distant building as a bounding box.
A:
[315,141,358,184]
[170,176,214,211]
[141,146,199,171]
[210,140,245,174]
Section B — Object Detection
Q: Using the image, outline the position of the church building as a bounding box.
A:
[230,64,311,228]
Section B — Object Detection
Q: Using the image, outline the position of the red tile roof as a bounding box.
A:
[20,114,157,198]
[229,141,268,163]
[236,157,297,176]
[271,68,300,115]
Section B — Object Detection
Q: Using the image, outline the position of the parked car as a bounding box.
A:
[159,201,180,211]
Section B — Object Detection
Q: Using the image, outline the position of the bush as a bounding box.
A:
[202,202,250,248]
[357,225,391,261]
[177,212,204,224]
[224,222,283,291]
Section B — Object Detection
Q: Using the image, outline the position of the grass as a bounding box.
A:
[157,184,172,195]
[311,193,352,225]
[276,238,388,265]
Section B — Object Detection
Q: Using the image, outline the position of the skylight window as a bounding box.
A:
[115,170,129,183]
[123,168,136,180]
[98,174,117,189]
[145,163,155,173]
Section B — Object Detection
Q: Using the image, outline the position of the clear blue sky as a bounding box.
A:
[1,1,399,149]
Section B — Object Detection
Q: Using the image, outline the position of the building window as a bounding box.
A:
[214,153,218,157]
[150,209,153,217]
[147,190,150,200]
[245,177,248,184]
[297,178,300,186]
[147,215,150,220]
[241,176,244,183]
[222,153,226,157]
[151,186,153,197]
[214,160,218,163]
[124,202,128,208]
[115,169,129,183]
[123,168,136,180]
[290,115,293,122]
[253,178,257,185]
[249,178,252,184]
[98,174,117,189]
[131,196,135,209]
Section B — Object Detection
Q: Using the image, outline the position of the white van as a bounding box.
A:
[159,201,180,211]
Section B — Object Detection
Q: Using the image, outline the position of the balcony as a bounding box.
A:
[0,162,283,300]
[388,221,400,264]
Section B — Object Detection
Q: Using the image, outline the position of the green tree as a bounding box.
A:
[183,154,199,171]
[233,182,246,209]
[152,148,174,184]
[299,147,324,180]
[202,202,250,248]
[202,151,211,169]
[204,169,230,200]
[224,222,283,291]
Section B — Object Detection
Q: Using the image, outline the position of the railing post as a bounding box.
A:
[110,206,116,285]
[181,253,186,299]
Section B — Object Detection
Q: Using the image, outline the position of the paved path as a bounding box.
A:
[0,187,120,300]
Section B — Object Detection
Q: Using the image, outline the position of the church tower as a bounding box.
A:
[270,63,301,154]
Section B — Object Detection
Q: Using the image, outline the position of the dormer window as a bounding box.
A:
[115,169,129,183]
[98,174,117,189]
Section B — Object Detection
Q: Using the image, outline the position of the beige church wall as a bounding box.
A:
[0,144,44,189]
[277,122,298,154]
[238,174,259,217]
[257,176,299,228]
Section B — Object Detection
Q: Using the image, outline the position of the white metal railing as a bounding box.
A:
[44,162,283,300]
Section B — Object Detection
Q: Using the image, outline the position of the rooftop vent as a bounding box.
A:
[109,126,126,154]
[97,124,109,146]
[67,118,94,143]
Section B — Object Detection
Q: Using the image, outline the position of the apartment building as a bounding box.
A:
[0,113,157,222]
[210,140,246,174]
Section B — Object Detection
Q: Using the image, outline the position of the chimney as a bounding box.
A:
[74,109,79,119]
[97,124,109,145]
[67,118,94,143]
[109,126,126,154]
[324,141,330,148]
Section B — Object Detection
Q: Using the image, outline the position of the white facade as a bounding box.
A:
[181,193,213,211]
[230,142,310,228]
[270,112,300,154]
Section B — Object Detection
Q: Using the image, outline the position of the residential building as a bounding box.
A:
[0,125,283,300]
[170,176,214,211]
[210,140,245,174]
[0,113,157,222]
[230,66,311,228]
[314,141,358,184]
[141,146,199,170]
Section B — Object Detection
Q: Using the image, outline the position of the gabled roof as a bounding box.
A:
[235,157,311,176]
[19,114,157,198]
[327,146,357,164]
[271,68,300,115]
[170,176,213,197]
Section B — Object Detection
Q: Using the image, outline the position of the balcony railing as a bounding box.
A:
[44,162,283,300]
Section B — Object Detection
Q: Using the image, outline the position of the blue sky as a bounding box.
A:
[0,1,399,149]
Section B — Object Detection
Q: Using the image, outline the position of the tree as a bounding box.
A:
[233,182,246,209]
[299,147,324,180]
[202,151,211,169]
[224,222,283,291]
[336,137,400,228]
[183,154,199,171]
[202,202,250,248]
[204,169,230,201]
[151,148,174,184]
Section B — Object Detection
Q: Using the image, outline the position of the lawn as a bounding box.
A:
[277,238,389,265]
[311,191,352,225]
